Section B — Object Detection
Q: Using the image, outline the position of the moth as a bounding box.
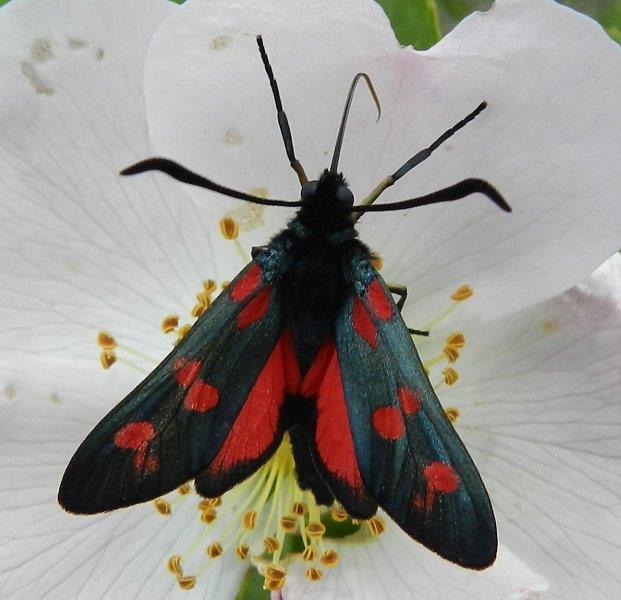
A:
[59,36,510,569]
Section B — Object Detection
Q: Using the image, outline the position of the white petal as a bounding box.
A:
[282,524,547,600]
[436,253,621,599]
[0,358,246,599]
[143,0,399,264]
[0,0,227,364]
[145,0,621,319]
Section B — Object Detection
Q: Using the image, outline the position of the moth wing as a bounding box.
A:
[331,272,497,569]
[59,261,299,514]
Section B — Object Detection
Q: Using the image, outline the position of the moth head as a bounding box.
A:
[300,170,354,210]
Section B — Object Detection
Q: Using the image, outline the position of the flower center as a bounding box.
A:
[94,218,474,592]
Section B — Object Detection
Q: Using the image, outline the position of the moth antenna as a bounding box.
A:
[330,72,381,174]
[360,102,488,207]
[256,35,308,186]
[350,178,511,217]
[120,157,302,208]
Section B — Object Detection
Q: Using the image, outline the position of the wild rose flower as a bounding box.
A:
[0,0,620,599]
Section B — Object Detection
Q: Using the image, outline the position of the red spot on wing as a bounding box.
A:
[230,262,262,303]
[173,358,202,387]
[366,279,392,320]
[398,386,421,415]
[424,461,460,493]
[207,333,292,472]
[372,406,405,440]
[114,422,155,450]
[184,380,219,412]
[307,341,365,492]
[114,422,158,474]
[352,297,377,347]
[237,287,272,329]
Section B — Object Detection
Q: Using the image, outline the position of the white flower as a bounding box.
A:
[0,0,620,599]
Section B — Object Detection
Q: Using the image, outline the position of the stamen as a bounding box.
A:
[302,546,316,561]
[264,565,286,591]
[451,285,473,301]
[178,483,191,495]
[175,324,191,344]
[202,279,217,294]
[442,367,459,386]
[263,536,280,553]
[161,315,180,333]
[446,332,466,348]
[199,508,217,524]
[280,515,297,531]
[370,253,383,271]
[219,217,240,240]
[445,407,460,422]
[167,554,183,576]
[97,331,117,350]
[305,567,323,582]
[331,507,348,522]
[292,502,307,516]
[206,542,223,558]
[236,543,249,560]
[367,516,385,536]
[320,549,340,567]
[306,522,326,539]
[176,575,197,590]
[442,345,460,363]
[242,510,258,530]
[154,498,172,516]
[99,350,117,369]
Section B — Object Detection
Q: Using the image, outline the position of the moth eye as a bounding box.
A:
[335,185,354,208]
[301,180,319,201]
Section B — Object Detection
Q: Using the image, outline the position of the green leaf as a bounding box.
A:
[375,0,441,49]
[235,567,269,600]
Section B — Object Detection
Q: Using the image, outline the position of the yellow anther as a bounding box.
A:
[100,350,116,370]
[331,507,348,522]
[446,332,466,348]
[280,515,297,531]
[302,545,316,562]
[367,516,385,537]
[161,315,179,333]
[191,303,206,318]
[199,508,217,524]
[154,498,172,516]
[221,280,231,289]
[305,567,324,582]
[306,522,326,538]
[292,501,307,516]
[177,483,191,495]
[206,542,223,558]
[198,497,222,509]
[203,279,217,294]
[370,254,383,271]
[442,345,460,363]
[97,331,117,350]
[219,217,239,240]
[264,566,286,591]
[263,536,280,553]
[176,575,196,590]
[320,550,340,568]
[242,510,258,530]
[451,285,473,301]
[442,367,459,386]
[445,407,460,423]
[195,291,211,306]
[167,554,183,576]
[351,518,360,525]
[236,543,249,560]
[175,324,191,344]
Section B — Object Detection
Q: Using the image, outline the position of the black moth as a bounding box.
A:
[59,36,510,569]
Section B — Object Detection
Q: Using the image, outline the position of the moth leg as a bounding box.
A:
[251,245,268,259]
[388,283,429,337]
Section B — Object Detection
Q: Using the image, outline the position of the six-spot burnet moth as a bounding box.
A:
[58,35,511,570]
